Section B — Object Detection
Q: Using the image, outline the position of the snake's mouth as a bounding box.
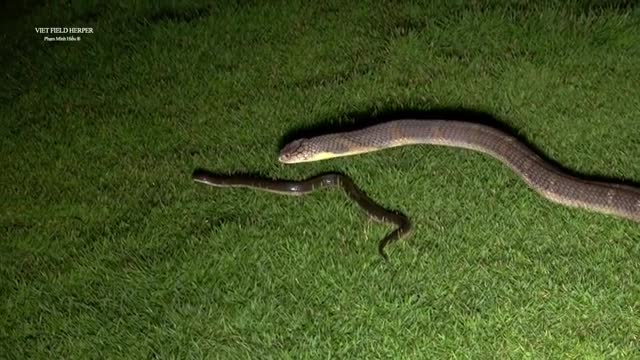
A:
[277,154,294,164]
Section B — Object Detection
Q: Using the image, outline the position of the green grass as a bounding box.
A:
[2,0,640,358]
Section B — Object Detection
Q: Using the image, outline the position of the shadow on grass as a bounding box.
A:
[146,6,211,24]
[581,0,638,12]
[279,106,640,188]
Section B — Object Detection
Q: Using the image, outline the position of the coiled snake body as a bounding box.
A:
[195,119,640,259]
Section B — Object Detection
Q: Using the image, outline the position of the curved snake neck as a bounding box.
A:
[292,120,640,222]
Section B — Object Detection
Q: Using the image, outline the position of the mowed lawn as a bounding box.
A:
[2,1,640,358]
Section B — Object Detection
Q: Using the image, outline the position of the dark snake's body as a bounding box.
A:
[192,170,410,259]
[195,119,640,259]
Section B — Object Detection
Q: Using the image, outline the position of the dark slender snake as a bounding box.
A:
[192,170,410,260]
[194,119,640,259]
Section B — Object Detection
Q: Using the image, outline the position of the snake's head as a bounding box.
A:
[279,136,342,163]
[279,138,314,164]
